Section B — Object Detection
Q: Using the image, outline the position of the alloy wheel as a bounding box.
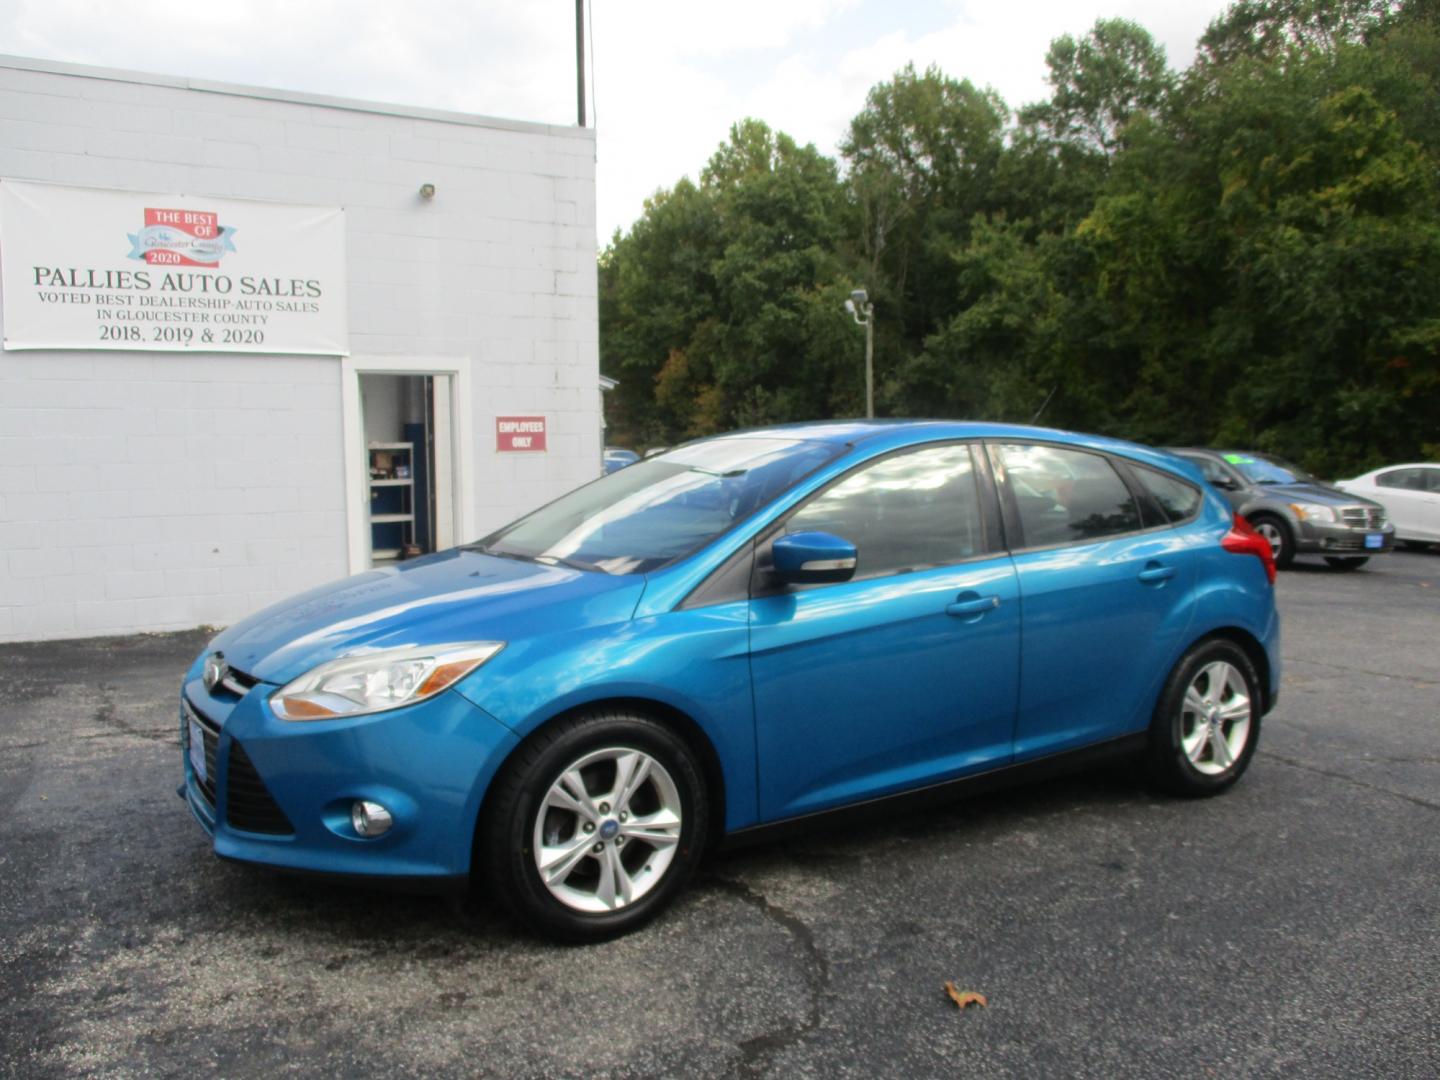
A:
[531,746,683,913]
[1179,660,1253,776]
[1253,520,1284,561]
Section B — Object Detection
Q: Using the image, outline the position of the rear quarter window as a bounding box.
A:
[1133,464,1203,524]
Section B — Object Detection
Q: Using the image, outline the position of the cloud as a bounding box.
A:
[594,2,1229,239]
[0,0,1229,241]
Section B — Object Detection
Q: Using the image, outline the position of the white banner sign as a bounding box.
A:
[0,180,348,355]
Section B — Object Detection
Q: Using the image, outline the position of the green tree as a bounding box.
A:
[599,177,722,445]
[1020,19,1174,157]
[840,65,1009,357]
[599,2,1440,473]
[1197,0,1398,68]
[1081,24,1440,470]
[601,120,851,442]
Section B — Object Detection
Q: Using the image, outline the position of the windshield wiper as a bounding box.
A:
[463,543,535,563]
[465,544,599,572]
[534,554,601,573]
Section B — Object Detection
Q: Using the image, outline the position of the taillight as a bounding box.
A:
[1221,513,1277,584]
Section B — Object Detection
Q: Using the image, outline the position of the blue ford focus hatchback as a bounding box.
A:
[181,422,1279,940]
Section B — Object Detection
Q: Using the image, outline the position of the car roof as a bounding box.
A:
[707,420,1193,476]
[1169,447,1260,458]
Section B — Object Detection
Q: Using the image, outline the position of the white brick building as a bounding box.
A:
[0,55,600,643]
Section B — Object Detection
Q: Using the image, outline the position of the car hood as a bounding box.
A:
[210,549,647,685]
[1255,482,1377,507]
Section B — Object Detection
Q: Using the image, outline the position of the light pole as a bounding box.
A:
[844,287,875,418]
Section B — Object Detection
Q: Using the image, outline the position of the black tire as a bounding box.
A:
[1247,514,1295,569]
[1324,556,1369,571]
[1144,638,1262,797]
[479,709,709,943]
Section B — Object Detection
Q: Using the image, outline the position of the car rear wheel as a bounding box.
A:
[1247,514,1294,569]
[479,709,708,942]
[1144,639,1261,796]
[1324,556,1369,570]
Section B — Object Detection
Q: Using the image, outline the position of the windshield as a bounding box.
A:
[473,436,845,575]
[1220,452,1316,485]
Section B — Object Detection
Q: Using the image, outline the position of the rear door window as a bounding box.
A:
[1378,468,1424,491]
[996,443,1142,547]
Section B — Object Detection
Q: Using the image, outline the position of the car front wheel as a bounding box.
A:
[479,709,709,942]
[1144,639,1262,796]
[1248,514,1294,569]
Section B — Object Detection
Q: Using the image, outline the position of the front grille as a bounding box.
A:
[219,667,259,698]
[185,700,220,809]
[226,740,295,836]
[1340,506,1385,529]
[185,698,293,836]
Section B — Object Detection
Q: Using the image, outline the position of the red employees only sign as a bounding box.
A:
[496,416,547,452]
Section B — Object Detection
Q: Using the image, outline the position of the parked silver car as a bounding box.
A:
[1170,449,1394,570]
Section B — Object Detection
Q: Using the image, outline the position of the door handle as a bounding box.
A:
[1137,562,1176,585]
[946,594,1000,618]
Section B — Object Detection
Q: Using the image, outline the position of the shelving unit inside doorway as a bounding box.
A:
[357,370,454,568]
[366,441,415,562]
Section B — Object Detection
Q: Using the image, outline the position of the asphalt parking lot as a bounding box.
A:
[1,550,1436,1078]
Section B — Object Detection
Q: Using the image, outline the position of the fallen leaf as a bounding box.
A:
[943,981,987,1010]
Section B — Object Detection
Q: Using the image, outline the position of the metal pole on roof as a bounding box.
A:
[576,0,587,127]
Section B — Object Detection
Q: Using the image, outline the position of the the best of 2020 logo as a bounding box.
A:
[127,208,237,267]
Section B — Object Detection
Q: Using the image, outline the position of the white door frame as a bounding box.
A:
[340,355,476,574]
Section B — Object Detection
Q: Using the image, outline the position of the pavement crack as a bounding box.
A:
[704,875,830,1077]
[93,690,173,745]
[1259,750,1440,812]
[1285,656,1435,686]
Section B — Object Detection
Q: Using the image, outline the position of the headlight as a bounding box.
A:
[1289,502,1336,523]
[271,642,504,721]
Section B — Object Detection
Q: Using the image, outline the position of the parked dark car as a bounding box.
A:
[1170,448,1394,569]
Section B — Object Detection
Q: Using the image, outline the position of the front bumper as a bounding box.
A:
[180,675,519,883]
[1294,521,1394,556]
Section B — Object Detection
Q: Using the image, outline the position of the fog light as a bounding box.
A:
[351,800,393,838]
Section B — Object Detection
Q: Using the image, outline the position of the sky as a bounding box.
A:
[0,1,1235,242]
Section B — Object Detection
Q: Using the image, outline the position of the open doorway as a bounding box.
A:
[341,357,473,574]
[359,373,448,566]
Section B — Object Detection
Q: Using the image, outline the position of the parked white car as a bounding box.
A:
[1335,464,1440,548]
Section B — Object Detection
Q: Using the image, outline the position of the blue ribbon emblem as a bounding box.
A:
[127,225,238,263]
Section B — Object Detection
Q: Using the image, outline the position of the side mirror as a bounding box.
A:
[1211,476,1240,491]
[771,531,858,585]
